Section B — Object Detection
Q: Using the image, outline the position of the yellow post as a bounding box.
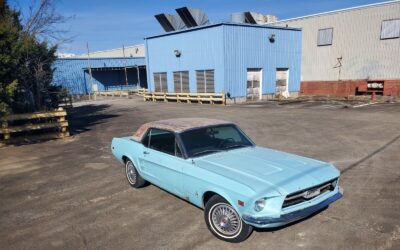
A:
[2,121,10,140]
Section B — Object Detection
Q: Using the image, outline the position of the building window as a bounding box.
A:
[381,19,400,39]
[173,71,189,93]
[153,72,168,92]
[317,28,333,46]
[196,70,215,93]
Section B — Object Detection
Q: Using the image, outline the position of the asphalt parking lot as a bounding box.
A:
[1,97,399,249]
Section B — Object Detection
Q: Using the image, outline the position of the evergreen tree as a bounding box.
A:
[0,0,63,116]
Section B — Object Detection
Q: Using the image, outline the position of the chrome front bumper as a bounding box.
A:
[242,191,343,228]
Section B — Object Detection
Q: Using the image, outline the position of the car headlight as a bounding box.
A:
[332,178,339,188]
[254,198,266,212]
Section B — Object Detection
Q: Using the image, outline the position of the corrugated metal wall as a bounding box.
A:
[223,25,302,97]
[145,26,225,93]
[52,57,146,94]
[145,23,302,97]
[275,1,400,81]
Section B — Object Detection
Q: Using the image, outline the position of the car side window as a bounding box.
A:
[145,128,182,157]
[142,130,151,147]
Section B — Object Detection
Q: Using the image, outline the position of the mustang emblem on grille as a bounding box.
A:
[303,188,321,199]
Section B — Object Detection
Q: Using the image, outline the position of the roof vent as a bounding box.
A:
[231,12,277,24]
[175,7,209,28]
[231,12,246,23]
[244,12,260,24]
[155,13,186,32]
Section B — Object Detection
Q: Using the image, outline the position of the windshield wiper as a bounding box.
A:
[223,144,248,150]
[192,149,224,157]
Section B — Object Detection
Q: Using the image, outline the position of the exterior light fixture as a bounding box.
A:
[268,34,275,43]
[174,49,181,57]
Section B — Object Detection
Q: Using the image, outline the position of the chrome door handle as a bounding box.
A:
[143,151,149,155]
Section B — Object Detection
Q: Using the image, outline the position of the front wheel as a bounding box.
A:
[204,195,253,243]
[125,159,146,188]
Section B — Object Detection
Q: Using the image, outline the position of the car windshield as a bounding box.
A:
[179,124,253,157]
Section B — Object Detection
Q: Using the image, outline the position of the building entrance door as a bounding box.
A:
[247,68,262,100]
[276,68,289,97]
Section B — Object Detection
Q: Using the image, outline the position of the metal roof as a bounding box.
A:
[56,57,146,61]
[273,0,399,23]
[82,65,146,71]
[145,22,301,39]
[83,44,144,54]
[73,44,145,58]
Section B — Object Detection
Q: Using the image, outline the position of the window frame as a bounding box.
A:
[380,19,400,40]
[153,72,168,92]
[141,128,184,158]
[317,27,334,46]
[196,69,215,93]
[173,71,190,93]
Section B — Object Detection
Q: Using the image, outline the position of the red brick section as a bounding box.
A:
[300,80,400,97]
[384,80,400,96]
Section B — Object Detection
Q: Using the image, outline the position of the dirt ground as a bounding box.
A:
[1,97,399,250]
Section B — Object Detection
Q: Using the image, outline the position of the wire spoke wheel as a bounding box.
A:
[126,161,137,185]
[210,203,241,236]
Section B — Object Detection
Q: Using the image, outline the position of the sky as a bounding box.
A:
[10,0,390,54]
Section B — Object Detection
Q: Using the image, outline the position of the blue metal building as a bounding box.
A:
[145,22,302,101]
[52,57,147,94]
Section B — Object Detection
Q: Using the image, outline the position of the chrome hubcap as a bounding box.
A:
[126,161,136,184]
[211,204,241,236]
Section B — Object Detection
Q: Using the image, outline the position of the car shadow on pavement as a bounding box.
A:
[68,104,119,136]
[341,134,400,175]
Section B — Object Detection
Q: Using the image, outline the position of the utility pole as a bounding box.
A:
[86,42,94,100]
[136,65,141,88]
[122,45,129,87]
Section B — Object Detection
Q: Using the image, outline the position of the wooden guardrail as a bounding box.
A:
[93,90,131,97]
[93,88,148,98]
[137,88,147,96]
[58,96,73,109]
[143,92,226,105]
[0,108,69,144]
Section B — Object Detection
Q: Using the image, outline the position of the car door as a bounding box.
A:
[137,128,185,196]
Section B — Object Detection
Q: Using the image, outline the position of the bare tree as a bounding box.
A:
[16,0,74,111]
[22,0,74,45]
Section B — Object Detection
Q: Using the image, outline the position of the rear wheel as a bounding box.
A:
[204,195,253,243]
[125,159,146,188]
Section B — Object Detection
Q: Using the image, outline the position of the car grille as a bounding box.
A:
[282,179,337,208]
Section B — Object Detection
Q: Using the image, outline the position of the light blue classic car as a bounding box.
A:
[111,118,342,242]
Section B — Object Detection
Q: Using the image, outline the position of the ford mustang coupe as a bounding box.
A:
[111,118,342,242]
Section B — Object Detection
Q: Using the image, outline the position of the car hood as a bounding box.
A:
[193,146,340,196]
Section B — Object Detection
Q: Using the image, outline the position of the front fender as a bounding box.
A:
[201,186,249,215]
